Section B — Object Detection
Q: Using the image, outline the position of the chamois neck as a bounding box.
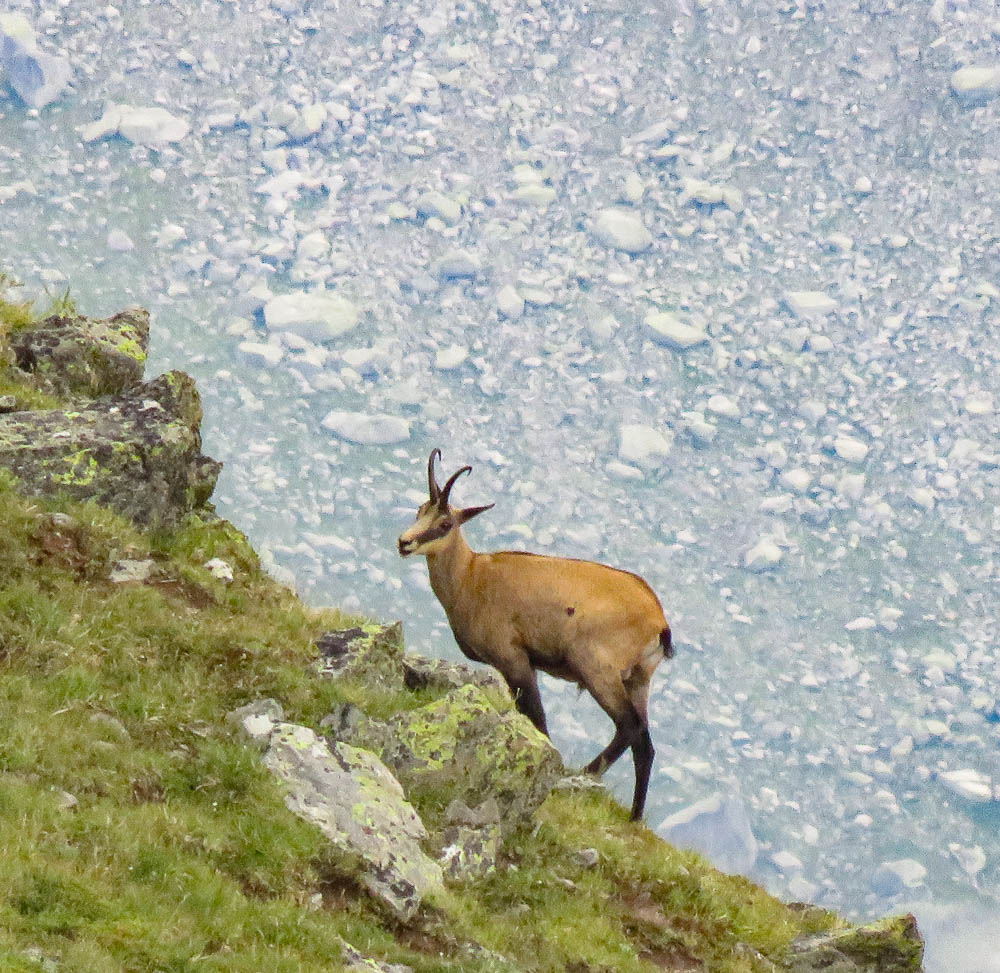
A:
[426,528,475,606]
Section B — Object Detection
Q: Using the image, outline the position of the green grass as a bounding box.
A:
[0,274,67,410]
[0,454,842,971]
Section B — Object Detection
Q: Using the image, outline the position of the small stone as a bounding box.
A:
[833,436,869,462]
[204,557,234,582]
[744,538,782,572]
[938,768,993,803]
[109,558,156,583]
[496,284,525,319]
[434,249,481,279]
[264,292,359,343]
[434,344,468,370]
[871,859,927,896]
[107,228,135,252]
[591,207,653,253]
[320,411,411,445]
[618,424,673,466]
[784,291,838,318]
[951,65,1000,99]
[644,310,708,349]
[415,191,462,224]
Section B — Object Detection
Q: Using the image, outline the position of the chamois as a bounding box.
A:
[398,449,673,821]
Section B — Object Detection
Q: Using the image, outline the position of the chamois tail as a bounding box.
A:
[659,626,674,660]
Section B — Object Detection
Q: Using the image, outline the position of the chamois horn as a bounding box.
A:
[428,448,443,503]
[438,465,472,508]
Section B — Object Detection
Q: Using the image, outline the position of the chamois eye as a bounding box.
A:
[440,519,453,530]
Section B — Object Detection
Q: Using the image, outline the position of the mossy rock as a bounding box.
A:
[350,683,563,833]
[787,914,924,972]
[0,369,221,526]
[10,308,149,398]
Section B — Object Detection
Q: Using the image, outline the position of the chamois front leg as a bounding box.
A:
[501,657,549,737]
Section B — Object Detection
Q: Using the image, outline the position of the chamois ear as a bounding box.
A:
[459,503,494,525]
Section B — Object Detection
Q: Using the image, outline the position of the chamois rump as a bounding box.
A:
[397,449,673,821]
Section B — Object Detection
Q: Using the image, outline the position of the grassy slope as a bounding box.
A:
[0,288,840,972]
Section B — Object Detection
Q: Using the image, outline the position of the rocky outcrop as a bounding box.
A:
[338,682,563,835]
[0,370,221,527]
[787,914,924,973]
[0,307,220,527]
[10,309,149,397]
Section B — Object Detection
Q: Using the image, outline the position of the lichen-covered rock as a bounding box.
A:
[348,683,563,833]
[262,722,443,921]
[402,651,508,695]
[337,937,414,973]
[10,309,149,397]
[315,623,405,690]
[438,798,503,881]
[787,914,925,973]
[0,369,221,526]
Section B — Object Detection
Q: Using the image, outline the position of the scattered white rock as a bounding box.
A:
[238,340,284,367]
[872,859,927,897]
[321,411,411,445]
[951,65,1000,99]
[939,768,994,803]
[415,191,462,224]
[618,424,672,466]
[0,13,72,108]
[434,249,481,279]
[779,468,812,493]
[834,436,869,462]
[81,105,190,146]
[784,291,838,318]
[106,228,134,252]
[679,178,743,211]
[772,850,804,874]
[264,292,359,343]
[656,794,758,875]
[434,344,468,370]
[644,310,708,350]
[591,207,653,253]
[496,284,525,319]
[706,394,740,420]
[744,538,783,572]
[949,843,987,878]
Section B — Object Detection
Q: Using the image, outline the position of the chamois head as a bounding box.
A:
[398,448,494,557]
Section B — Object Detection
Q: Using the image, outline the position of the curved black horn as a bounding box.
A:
[438,465,471,507]
[427,448,443,502]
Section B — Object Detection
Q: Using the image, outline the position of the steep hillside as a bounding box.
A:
[0,287,924,972]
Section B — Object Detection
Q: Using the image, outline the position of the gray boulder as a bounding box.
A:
[262,722,444,921]
[10,309,149,397]
[0,369,221,527]
[342,682,563,834]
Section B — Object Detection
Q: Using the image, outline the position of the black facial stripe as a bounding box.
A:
[414,522,451,545]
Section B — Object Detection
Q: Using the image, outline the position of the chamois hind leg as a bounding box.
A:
[625,675,654,822]
[580,662,644,778]
[502,657,549,737]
